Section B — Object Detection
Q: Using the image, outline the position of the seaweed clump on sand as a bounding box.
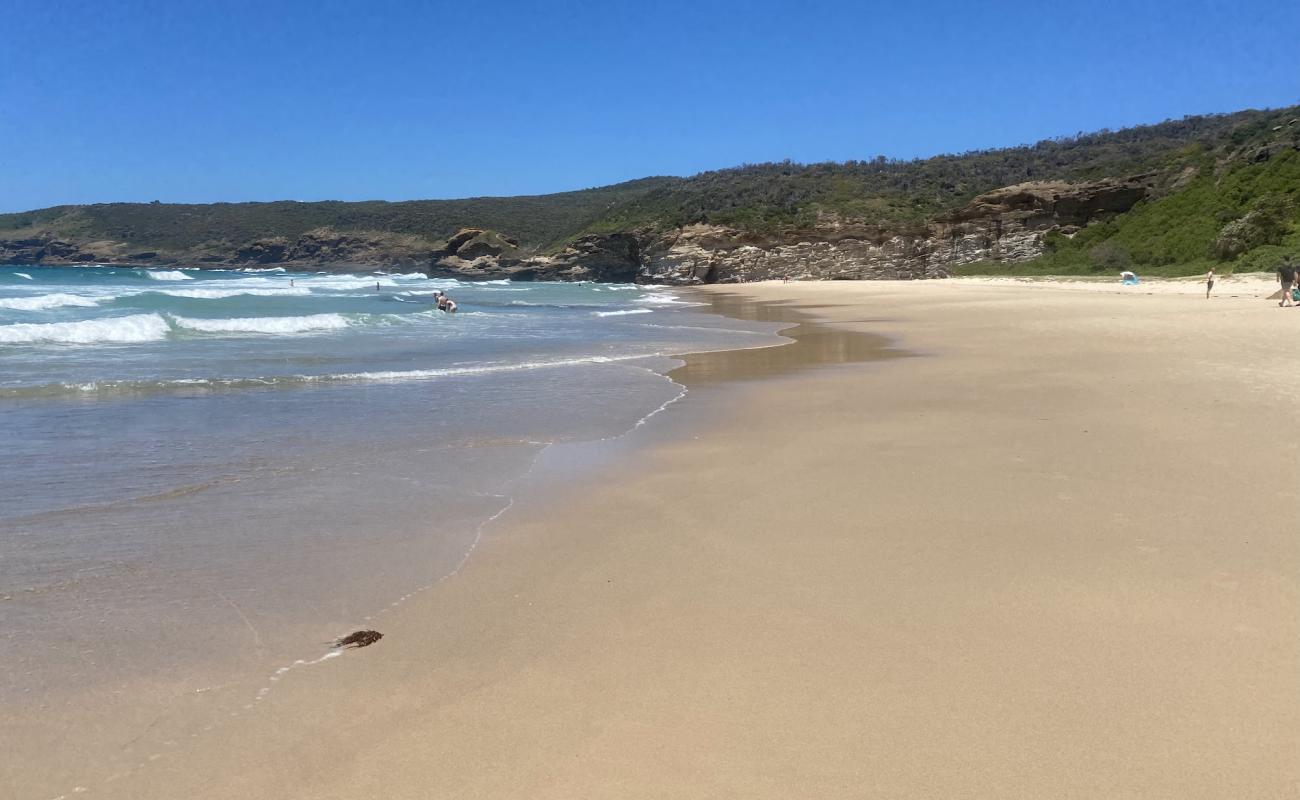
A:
[334,630,383,649]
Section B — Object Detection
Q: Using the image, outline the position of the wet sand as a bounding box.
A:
[31,279,1300,799]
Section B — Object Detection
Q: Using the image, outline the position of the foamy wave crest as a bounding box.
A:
[327,354,652,382]
[14,272,34,280]
[593,308,654,317]
[0,353,663,398]
[636,292,694,306]
[170,313,350,334]
[301,276,398,291]
[0,293,103,311]
[0,313,169,344]
[143,270,194,281]
[157,287,311,299]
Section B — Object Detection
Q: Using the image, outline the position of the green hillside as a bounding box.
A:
[0,177,677,254]
[3,104,1298,275]
[967,146,1300,277]
[580,106,1298,237]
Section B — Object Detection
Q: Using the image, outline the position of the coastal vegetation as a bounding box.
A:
[954,142,1300,277]
[0,177,676,254]
[3,104,1298,276]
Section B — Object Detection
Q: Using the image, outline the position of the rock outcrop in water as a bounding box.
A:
[0,176,1151,283]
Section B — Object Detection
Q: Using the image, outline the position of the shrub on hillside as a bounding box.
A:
[1214,211,1272,258]
[1089,240,1131,272]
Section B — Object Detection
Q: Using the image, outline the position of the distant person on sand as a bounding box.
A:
[1280,259,1296,307]
[1205,269,1214,299]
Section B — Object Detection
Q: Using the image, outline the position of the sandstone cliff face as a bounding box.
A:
[630,174,1154,284]
[0,176,1151,282]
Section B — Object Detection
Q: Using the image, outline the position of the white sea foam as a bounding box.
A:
[592,308,654,317]
[5,353,658,397]
[143,270,194,281]
[156,287,312,299]
[326,353,651,382]
[0,313,169,344]
[296,275,400,291]
[14,272,33,280]
[170,313,350,334]
[636,292,694,305]
[0,293,103,311]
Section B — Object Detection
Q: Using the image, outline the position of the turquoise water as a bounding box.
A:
[0,264,785,781]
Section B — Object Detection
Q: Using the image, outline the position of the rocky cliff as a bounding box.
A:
[469,174,1151,284]
[633,174,1153,284]
[0,176,1152,283]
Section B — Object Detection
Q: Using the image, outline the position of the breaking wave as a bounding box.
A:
[592,308,654,317]
[170,313,350,334]
[0,313,170,345]
[142,270,194,281]
[0,293,104,311]
[155,287,312,299]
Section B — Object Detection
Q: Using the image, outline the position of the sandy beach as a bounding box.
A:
[39,277,1299,799]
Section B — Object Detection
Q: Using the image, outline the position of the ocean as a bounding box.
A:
[0,264,785,794]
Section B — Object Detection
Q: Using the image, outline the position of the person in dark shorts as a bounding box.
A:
[1280,259,1296,307]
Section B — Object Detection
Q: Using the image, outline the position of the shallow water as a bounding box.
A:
[0,265,788,795]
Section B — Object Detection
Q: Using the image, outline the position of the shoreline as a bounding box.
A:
[2,286,822,800]
[18,278,1300,798]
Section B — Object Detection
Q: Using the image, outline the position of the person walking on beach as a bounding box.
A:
[1280,259,1296,307]
[1206,269,1214,299]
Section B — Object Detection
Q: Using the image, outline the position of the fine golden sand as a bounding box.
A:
[56,278,1300,798]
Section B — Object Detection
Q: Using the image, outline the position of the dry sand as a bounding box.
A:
[49,278,1299,799]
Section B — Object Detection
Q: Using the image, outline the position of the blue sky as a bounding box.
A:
[2,0,1297,211]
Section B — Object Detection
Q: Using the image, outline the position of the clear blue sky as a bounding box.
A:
[2,0,1297,212]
